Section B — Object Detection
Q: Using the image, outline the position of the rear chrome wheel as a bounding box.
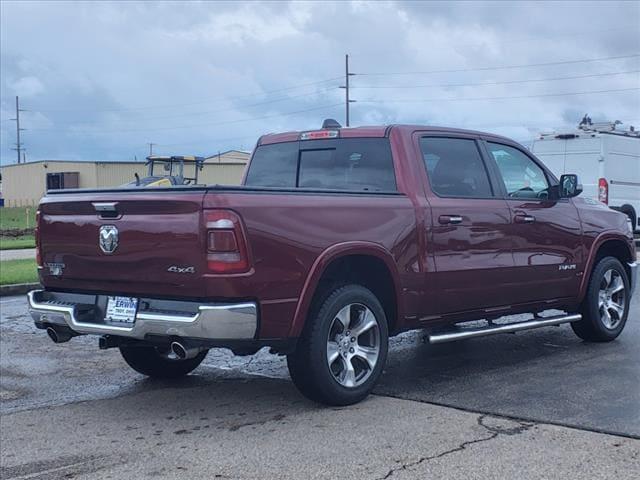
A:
[326,303,381,388]
[287,284,389,405]
[598,269,626,330]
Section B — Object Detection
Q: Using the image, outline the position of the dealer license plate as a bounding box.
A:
[105,296,139,324]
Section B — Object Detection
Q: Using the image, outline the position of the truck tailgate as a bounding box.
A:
[38,191,207,298]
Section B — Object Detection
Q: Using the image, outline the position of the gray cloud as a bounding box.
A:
[1,0,638,164]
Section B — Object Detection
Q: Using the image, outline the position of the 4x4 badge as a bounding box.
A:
[167,265,195,274]
[99,225,119,254]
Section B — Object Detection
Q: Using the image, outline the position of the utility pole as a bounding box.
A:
[147,142,155,156]
[339,54,356,127]
[11,96,25,164]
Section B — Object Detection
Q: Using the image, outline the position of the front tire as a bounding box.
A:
[287,284,389,406]
[119,345,208,378]
[571,256,630,342]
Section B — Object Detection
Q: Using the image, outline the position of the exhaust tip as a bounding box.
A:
[46,326,72,343]
[171,341,187,359]
[46,326,59,343]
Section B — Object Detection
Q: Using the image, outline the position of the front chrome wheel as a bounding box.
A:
[326,303,381,388]
[598,269,626,330]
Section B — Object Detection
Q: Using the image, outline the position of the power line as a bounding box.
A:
[438,118,640,131]
[356,53,640,76]
[30,102,344,134]
[357,87,640,104]
[29,76,343,114]
[351,70,640,89]
[40,85,340,126]
[155,134,259,149]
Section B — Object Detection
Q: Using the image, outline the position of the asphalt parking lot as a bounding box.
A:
[1,291,639,479]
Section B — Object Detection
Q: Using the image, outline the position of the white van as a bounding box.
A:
[531,121,640,231]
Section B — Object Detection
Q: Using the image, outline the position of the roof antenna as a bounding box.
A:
[322,118,342,129]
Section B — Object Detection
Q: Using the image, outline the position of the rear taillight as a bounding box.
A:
[205,210,250,273]
[598,178,608,204]
[35,210,42,267]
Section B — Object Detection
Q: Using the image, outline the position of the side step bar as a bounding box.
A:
[428,313,582,344]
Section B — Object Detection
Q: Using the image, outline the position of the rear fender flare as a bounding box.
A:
[288,242,402,338]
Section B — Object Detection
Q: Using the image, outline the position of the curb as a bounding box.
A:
[0,283,40,297]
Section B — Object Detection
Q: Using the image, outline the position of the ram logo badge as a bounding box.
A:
[99,225,119,254]
[167,265,196,274]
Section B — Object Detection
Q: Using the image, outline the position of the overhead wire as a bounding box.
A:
[355,53,640,76]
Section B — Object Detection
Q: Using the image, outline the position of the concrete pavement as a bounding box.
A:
[1,376,638,480]
[0,248,35,262]
[1,292,639,479]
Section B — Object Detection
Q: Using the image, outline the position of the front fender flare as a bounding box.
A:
[578,232,636,303]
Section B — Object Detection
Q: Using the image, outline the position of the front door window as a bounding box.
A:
[487,143,550,199]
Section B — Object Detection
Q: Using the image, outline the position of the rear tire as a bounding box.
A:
[119,345,208,378]
[571,256,630,342]
[287,284,389,406]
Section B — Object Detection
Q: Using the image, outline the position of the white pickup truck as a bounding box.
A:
[531,121,640,231]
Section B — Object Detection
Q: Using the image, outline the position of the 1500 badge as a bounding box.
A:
[167,265,195,274]
[559,264,577,271]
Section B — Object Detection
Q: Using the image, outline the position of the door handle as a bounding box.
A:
[514,214,535,224]
[438,215,463,225]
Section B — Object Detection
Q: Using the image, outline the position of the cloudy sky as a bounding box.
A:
[1,0,639,164]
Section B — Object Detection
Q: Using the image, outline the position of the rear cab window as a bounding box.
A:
[245,138,397,192]
[244,142,298,187]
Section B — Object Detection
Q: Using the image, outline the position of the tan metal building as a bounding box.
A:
[0,150,249,207]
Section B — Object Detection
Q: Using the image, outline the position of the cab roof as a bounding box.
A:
[258,123,516,146]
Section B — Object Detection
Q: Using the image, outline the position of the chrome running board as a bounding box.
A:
[428,313,582,344]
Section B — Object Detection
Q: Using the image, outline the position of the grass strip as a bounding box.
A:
[0,207,37,230]
[0,259,38,285]
[0,236,35,250]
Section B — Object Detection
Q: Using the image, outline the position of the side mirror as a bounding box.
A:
[559,174,583,198]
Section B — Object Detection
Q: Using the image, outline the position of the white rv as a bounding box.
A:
[531,121,640,231]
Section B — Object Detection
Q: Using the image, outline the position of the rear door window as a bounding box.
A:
[246,138,397,191]
[420,137,494,198]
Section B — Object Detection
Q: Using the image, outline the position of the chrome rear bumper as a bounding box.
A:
[28,290,257,341]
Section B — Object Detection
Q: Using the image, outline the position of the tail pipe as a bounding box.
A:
[170,341,203,360]
[46,326,75,344]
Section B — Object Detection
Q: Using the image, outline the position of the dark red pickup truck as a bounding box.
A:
[28,121,637,405]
